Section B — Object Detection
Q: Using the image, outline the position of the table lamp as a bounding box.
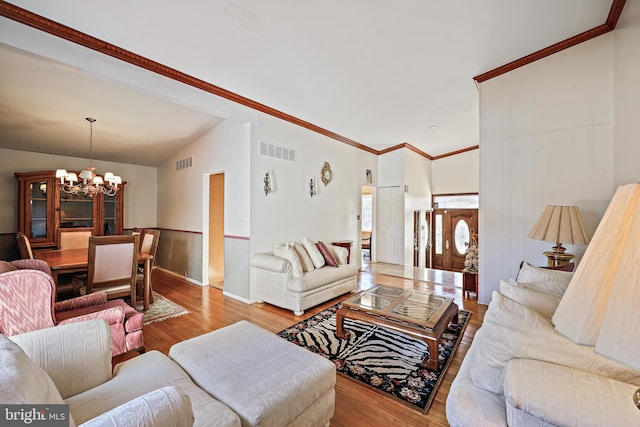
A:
[528,205,591,266]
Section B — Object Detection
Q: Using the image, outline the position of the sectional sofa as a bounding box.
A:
[3,318,336,426]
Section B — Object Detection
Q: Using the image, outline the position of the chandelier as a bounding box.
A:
[56,117,122,197]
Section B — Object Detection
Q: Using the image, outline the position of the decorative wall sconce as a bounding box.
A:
[309,177,317,198]
[366,169,373,184]
[264,171,272,196]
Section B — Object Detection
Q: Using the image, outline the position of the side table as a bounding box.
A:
[331,240,353,264]
[462,269,478,298]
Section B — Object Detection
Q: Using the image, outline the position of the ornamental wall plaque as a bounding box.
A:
[321,161,332,186]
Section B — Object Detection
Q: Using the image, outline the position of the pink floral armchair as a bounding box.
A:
[0,259,144,356]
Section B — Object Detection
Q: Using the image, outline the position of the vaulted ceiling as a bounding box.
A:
[0,1,622,166]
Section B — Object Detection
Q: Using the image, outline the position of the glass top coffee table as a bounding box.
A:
[336,285,459,371]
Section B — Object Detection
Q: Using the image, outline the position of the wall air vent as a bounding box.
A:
[176,156,194,171]
[259,140,296,162]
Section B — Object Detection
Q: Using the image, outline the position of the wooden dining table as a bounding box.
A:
[36,248,153,311]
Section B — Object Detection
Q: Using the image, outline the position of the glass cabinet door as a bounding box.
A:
[102,192,117,235]
[29,180,49,239]
[16,171,57,249]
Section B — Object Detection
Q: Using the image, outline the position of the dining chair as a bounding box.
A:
[137,229,160,304]
[55,228,92,297]
[75,234,139,305]
[16,232,34,259]
[362,231,372,259]
[0,259,144,356]
[57,228,92,250]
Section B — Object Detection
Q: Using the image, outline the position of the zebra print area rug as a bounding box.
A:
[278,304,470,413]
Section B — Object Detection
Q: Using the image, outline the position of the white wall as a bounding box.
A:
[431,149,479,195]
[157,119,250,235]
[404,150,432,267]
[613,0,640,188]
[250,113,378,255]
[478,32,620,304]
[0,148,157,233]
[156,118,251,296]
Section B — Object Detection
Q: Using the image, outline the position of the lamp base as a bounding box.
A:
[543,250,575,267]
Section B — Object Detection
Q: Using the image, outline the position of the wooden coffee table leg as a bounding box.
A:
[421,337,439,371]
[336,306,351,339]
[451,309,459,327]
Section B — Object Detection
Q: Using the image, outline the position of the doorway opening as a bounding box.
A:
[361,186,374,265]
[208,173,224,288]
[430,194,478,272]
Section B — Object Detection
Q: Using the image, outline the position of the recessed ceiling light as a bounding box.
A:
[428,125,439,130]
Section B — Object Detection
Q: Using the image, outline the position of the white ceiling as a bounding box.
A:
[0,0,615,166]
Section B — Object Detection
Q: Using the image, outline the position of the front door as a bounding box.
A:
[431,209,478,272]
[413,210,420,267]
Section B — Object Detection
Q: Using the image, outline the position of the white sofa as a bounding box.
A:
[446,262,640,426]
[251,238,358,315]
[2,318,336,427]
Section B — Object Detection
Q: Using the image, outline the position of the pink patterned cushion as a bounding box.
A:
[316,242,338,267]
[54,292,108,312]
[9,259,51,275]
[110,324,127,356]
[56,305,124,326]
[0,270,56,336]
[99,299,143,332]
[125,330,144,352]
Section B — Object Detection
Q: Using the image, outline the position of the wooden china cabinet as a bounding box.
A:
[15,170,125,250]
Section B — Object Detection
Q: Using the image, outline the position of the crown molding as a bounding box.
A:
[431,145,479,160]
[1,1,621,161]
[474,0,626,83]
[377,143,434,160]
[0,1,375,155]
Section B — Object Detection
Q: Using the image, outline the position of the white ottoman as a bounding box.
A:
[169,320,336,427]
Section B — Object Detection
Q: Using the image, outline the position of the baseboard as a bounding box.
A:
[155,267,203,286]
[222,290,256,304]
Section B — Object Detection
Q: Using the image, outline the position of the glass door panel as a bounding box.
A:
[103,193,116,235]
[29,181,48,238]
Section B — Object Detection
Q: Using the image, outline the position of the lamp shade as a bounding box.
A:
[593,185,640,370]
[528,205,591,245]
[553,184,640,360]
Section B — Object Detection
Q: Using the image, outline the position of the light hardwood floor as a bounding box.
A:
[114,267,487,427]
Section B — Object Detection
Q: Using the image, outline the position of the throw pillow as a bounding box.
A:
[516,261,573,284]
[499,280,561,319]
[302,237,325,269]
[509,278,568,299]
[291,242,315,272]
[0,334,65,405]
[274,244,304,279]
[515,261,573,297]
[0,260,18,274]
[316,241,338,267]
